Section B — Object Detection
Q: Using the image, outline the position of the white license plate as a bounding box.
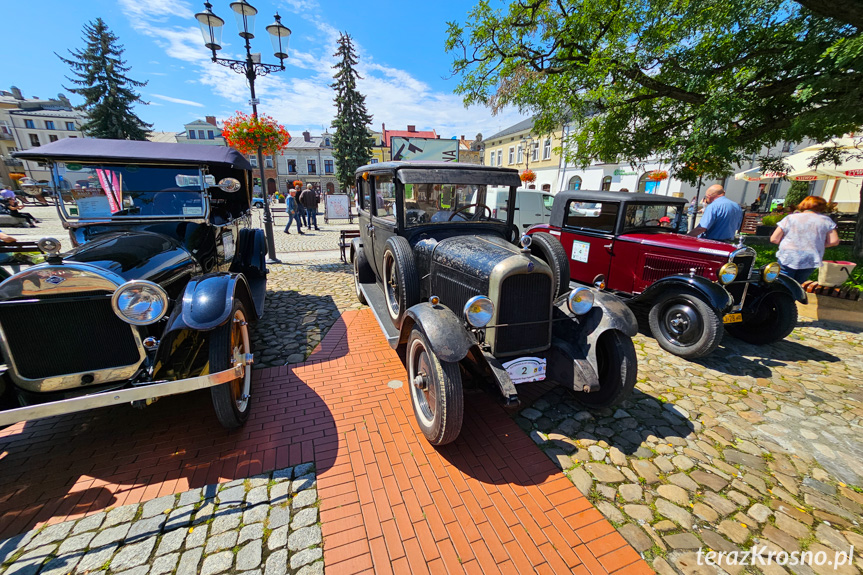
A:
[502,357,547,384]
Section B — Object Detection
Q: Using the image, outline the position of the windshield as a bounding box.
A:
[401,183,508,226]
[623,203,687,233]
[57,164,207,219]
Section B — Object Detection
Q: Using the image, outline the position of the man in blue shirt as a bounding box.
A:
[688,185,742,241]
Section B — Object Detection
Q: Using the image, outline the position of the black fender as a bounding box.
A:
[630,274,733,313]
[745,274,808,307]
[397,302,474,363]
[164,272,258,335]
[349,237,363,263]
[551,289,637,389]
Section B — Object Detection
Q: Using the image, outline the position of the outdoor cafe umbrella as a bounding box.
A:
[799,135,863,153]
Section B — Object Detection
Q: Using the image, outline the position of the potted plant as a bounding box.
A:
[756,212,787,236]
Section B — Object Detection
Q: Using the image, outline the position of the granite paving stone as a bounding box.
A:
[289,547,323,570]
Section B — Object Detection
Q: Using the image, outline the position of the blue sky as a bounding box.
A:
[1,0,525,140]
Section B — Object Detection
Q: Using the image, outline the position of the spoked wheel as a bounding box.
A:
[574,330,637,408]
[382,237,419,328]
[648,292,722,358]
[210,302,253,429]
[407,326,463,446]
[726,292,797,344]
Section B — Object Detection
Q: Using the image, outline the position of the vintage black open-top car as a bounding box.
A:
[2,139,268,429]
[527,191,806,358]
[350,161,639,445]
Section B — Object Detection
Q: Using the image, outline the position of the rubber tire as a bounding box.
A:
[382,236,420,328]
[407,326,464,445]
[352,246,374,305]
[210,301,252,429]
[725,292,797,344]
[648,291,723,358]
[575,330,637,408]
[529,232,570,297]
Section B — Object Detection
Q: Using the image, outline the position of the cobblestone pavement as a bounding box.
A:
[250,261,363,369]
[0,465,322,575]
[520,319,863,574]
[251,210,357,255]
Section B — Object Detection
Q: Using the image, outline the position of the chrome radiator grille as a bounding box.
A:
[643,254,707,282]
[494,273,552,356]
[0,296,141,380]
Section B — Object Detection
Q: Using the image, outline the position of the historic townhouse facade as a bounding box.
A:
[276,131,338,194]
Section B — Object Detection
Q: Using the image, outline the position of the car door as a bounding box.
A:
[541,193,554,224]
[519,193,543,230]
[369,173,399,279]
[557,199,619,286]
[357,177,377,272]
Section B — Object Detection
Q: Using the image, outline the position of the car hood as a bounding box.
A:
[429,234,527,277]
[617,232,737,257]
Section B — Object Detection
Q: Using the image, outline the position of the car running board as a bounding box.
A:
[359,281,400,347]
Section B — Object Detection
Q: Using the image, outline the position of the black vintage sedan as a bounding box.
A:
[351,162,639,446]
[2,139,268,429]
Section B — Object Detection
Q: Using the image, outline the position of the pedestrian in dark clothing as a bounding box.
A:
[284,189,304,234]
[299,184,320,230]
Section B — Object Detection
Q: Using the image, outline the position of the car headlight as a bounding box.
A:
[718,262,738,284]
[763,262,781,282]
[464,295,494,328]
[567,287,595,315]
[111,280,169,325]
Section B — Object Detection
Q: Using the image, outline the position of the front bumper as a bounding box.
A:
[0,361,249,428]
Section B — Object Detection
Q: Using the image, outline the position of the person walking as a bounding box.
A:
[770,195,840,283]
[291,182,308,228]
[687,185,742,241]
[283,188,304,235]
[299,183,320,231]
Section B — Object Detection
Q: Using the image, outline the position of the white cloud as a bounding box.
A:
[121,0,523,140]
[151,94,205,107]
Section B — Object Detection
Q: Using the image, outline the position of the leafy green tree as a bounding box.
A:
[446,0,862,184]
[57,18,152,140]
[784,181,811,210]
[331,33,374,192]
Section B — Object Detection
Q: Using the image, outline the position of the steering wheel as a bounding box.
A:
[448,203,492,221]
[644,218,662,226]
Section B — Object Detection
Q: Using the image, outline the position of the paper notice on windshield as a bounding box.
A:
[183,206,204,216]
[571,240,590,263]
[76,195,113,217]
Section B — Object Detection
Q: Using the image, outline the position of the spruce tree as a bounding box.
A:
[331,33,374,192]
[57,19,153,140]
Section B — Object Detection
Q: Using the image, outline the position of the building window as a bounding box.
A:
[307,159,317,174]
[249,155,258,167]
[49,135,59,142]
[370,158,379,164]
[637,173,660,193]
[516,145,523,164]
[208,130,215,140]
[497,150,502,166]
[508,147,515,164]
[265,155,274,168]
[24,120,35,129]
[543,138,551,160]
[287,159,297,173]
[29,134,40,146]
[782,141,793,153]
[601,176,612,191]
[325,138,331,147]
[489,151,495,166]
[531,142,539,162]
[324,160,334,174]
[567,176,582,190]
[66,122,75,131]
[198,130,205,139]
[45,121,55,130]
[189,130,197,139]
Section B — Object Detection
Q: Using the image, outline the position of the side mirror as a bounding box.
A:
[217,178,242,193]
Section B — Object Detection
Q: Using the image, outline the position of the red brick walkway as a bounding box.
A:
[0,309,650,574]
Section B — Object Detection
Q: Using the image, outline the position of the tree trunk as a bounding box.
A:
[855,183,863,260]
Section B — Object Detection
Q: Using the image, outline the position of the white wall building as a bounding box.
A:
[276,131,338,194]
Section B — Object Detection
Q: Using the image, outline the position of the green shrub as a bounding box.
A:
[784,181,810,210]
[761,213,787,226]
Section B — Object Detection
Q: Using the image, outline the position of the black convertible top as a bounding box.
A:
[13,138,254,171]
[550,190,686,227]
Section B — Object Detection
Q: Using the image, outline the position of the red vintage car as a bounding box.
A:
[526,191,806,358]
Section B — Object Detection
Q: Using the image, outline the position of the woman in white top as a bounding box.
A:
[770,195,840,283]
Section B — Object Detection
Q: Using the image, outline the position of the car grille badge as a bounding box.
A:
[45,275,66,285]
[527,261,535,272]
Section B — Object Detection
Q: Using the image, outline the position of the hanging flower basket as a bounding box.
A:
[222,112,291,155]
[647,170,669,181]
[292,180,303,188]
[520,169,537,183]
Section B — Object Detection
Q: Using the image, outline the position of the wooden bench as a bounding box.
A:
[740,212,765,234]
[339,230,362,263]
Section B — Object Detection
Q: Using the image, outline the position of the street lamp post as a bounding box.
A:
[195,0,291,265]
[521,136,534,186]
